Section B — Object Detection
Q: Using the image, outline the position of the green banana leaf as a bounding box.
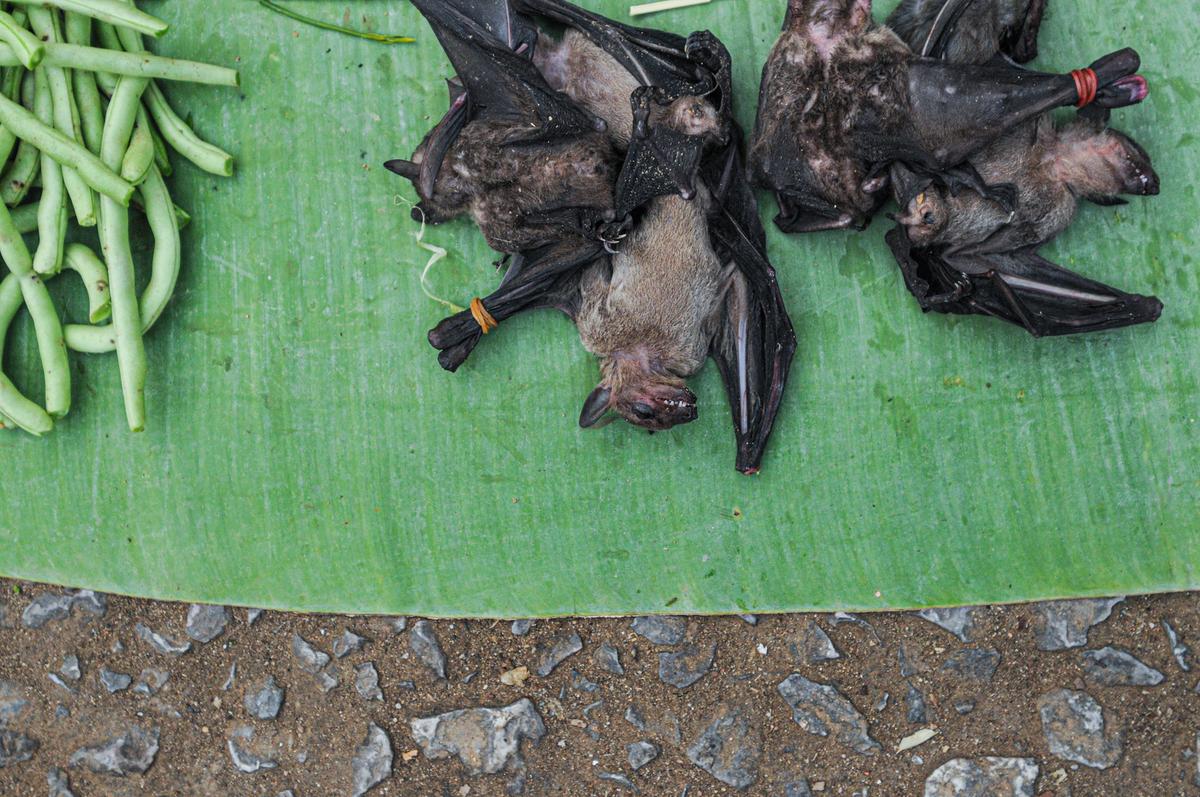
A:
[1,1,1196,616]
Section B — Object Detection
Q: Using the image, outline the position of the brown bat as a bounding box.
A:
[748,0,1149,234]
[885,0,1162,336]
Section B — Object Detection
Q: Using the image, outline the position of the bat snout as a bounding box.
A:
[618,385,698,432]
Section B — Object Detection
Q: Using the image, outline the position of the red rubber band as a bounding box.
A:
[1072,68,1098,108]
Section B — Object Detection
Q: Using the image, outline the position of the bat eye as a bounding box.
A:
[922,211,936,225]
[690,104,704,118]
[631,402,656,421]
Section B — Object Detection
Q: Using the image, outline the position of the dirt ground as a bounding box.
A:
[0,580,1197,796]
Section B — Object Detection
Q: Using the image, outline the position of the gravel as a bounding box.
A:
[291,633,330,674]
[68,725,159,775]
[244,675,285,720]
[511,619,534,636]
[793,621,840,664]
[923,757,1038,797]
[627,739,660,770]
[941,648,1001,682]
[410,699,545,776]
[98,668,132,693]
[0,730,38,768]
[594,642,624,675]
[355,662,383,701]
[135,623,192,656]
[686,704,760,789]
[227,725,277,773]
[1033,598,1123,651]
[916,607,979,643]
[658,642,717,688]
[778,674,882,755]
[334,629,368,658]
[534,632,583,677]
[1162,620,1191,672]
[1082,647,1165,687]
[350,723,392,795]
[47,767,76,797]
[631,616,686,646]
[185,604,230,643]
[409,620,448,680]
[1038,689,1123,769]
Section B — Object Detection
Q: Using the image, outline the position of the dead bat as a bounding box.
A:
[887,0,1044,65]
[884,0,1162,336]
[393,0,796,473]
[748,0,1149,234]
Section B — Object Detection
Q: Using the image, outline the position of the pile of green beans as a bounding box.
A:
[0,1,237,435]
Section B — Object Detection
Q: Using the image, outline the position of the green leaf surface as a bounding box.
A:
[1,1,1197,616]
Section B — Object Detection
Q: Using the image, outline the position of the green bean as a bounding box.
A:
[29,7,98,228]
[120,111,153,184]
[64,14,105,153]
[98,75,147,431]
[6,0,167,39]
[0,89,134,203]
[0,199,70,418]
[0,9,44,70]
[63,243,110,323]
[0,274,54,435]
[143,82,233,176]
[0,73,38,206]
[10,202,38,234]
[31,68,68,276]
[67,163,178,352]
[146,107,170,175]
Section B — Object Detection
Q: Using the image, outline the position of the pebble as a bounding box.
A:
[47,767,76,797]
[292,633,331,674]
[738,615,758,625]
[897,645,919,678]
[0,601,9,629]
[227,725,277,773]
[246,609,264,626]
[535,632,583,677]
[631,616,686,646]
[954,700,976,715]
[47,674,76,695]
[99,668,132,693]
[594,642,625,675]
[922,757,1038,797]
[1082,646,1164,687]
[69,725,159,775]
[135,623,192,656]
[0,681,29,725]
[355,663,383,701]
[916,607,979,643]
[222,662,238,691]
[941,648,1001,682]
[132,668,169,696]
[501,666,530,688]
[599,772,639,792]
[625,705,647,731]
[794,621,840,664]
[627,740,660,770]
[410,699,545,776]
[571,669,600,693]
[1033,598,1123,651]
[185,604,230,643]
[785,779,814,797]
[659,642,716,689]
[244,676,285,720]
[21,593,74,629]
[54,704,70,720]
[1037,689,1123,769]
[60,655,81,681]
[409,621,448,680]
[905,683,928,724]
[0,730,38,767]
[390,617,408,633]
[72,591,107,617]
[685,704,760,789]
[315,670,339,693]
[334,629,368,658]
[511,619,534,636]
[1162,620,1191,672]
[777,674,881,755]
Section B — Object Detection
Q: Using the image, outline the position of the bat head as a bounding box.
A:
[895,188,950,246]
[787,0,874,37]
[666,96,728,145]
[579,379,698,432]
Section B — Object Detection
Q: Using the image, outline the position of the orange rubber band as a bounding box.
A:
[469,297,498,334]
[1071,68,1098,108]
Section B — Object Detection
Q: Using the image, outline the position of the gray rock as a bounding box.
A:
[276,792,295,797]
[777,674,881,755]
[1082,647,1164,687]
[355,663,383,701]
[69,725,159,775]
[897,644,920,678]
[135,623,192,656]
[60,655,81,681]
[874,692,890,712]
[595,642,624,675]
[954,700,976,715]
[916,607,979,643]
[390,617,408,633]
[185,604,230,643]
[409,621,447,680]
[923,757,1038,797]
[0,682,28,726]
[625,705,646,731]
[793,621,840,664]
[132,668,169,696]
[246,609,264,625]
[785,780,813,797]
[941,648,1001,682]
[1033,598,1123,651]
[222,662,237,691]
[227,726,276,773]
[47,767,76,797]
[1163,620,1191,672]
[631,616,686,646]
[1038,689,1122,769]
[244,676,284,720]
[351,723,392,796]
[291,633,330,673]
[535,633,583,677]
[396,680,416,691]
[21,593,74,628]
[54,705,70,720]
[410,698,545,776]
[598,772,639,792]
[0,601,10,629]
[334,629,368,658]
[72,591,107,616]
[659,642,716,689]
[99,668,132,693]
[47,674,76,695]
[906,683,928,724]
[315,669,338,693]
[0,730,37,767]
[511,619,534,636]
[738,614,758,625]
[686,704,760,789]
[571,669,599,693]
[628,740,660,770]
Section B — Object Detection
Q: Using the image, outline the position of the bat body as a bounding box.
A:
[393,0,795,473]
[885,0,1162,336]
[749,0,1149,234]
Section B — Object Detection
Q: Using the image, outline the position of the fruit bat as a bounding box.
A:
[748,0,1150,234]
[389,0,796,474]
[884,0,1162,336]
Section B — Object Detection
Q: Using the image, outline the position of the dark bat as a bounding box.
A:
[402,0,796,473]
[884,0,1162,336]
[886,0,1045,65]
[748,0,1149,234]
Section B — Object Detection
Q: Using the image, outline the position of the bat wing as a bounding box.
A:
[899,0,1046,64]
[703,141,798,474]
[885,227,1162,337]
[427,237,605,371]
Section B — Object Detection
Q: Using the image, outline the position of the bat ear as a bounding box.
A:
[578,385,613,429]
[849,0,872,31]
